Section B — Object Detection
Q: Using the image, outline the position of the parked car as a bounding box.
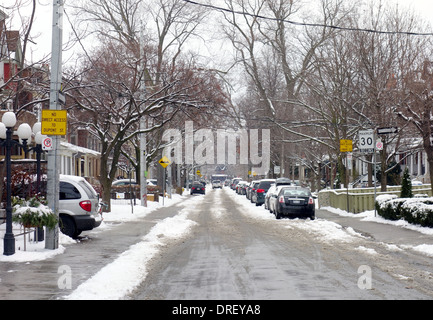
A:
[59,175,102,239]
[230,178,242,190]
[212,180,222,189]
[264,183,277,211]
[147,179,158,186]
[236,181,249,195]
[112,179,137,186]
[275,177,292,186]
[191,181,206,195]
[252,179,275,206]
[246,180,259,200]
[249,181,261,203]
[269,186,315,220]
[112,179,156,186]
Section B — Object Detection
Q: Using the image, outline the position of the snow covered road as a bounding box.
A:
[127,188,433,300]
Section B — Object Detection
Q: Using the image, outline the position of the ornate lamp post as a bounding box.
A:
[29,123,46,241]
[0,112,33,256]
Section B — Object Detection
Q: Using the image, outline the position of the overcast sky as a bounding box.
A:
[1,0,433,63]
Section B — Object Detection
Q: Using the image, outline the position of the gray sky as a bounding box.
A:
[2,0,433,63]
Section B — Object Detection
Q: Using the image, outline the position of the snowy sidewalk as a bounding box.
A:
[0,193,194,300]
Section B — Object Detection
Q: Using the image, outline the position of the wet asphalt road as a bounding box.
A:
[1,187,433,300]
[128,188,433,300]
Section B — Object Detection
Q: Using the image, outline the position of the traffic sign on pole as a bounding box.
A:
[377,127,398,135]
[159,156,171,168]
[340,140,353,153]
[376,139,384,151]
[41,110,67,136]
[42,137,53,151]
[359,130,375,153]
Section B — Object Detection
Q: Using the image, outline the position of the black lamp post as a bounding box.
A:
[0,112,33,256]
[27,123,46,241]
[27,122,45,195]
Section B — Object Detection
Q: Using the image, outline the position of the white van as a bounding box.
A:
[59,175,102,239]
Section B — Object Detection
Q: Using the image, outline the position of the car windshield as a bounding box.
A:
[282,188,310,198]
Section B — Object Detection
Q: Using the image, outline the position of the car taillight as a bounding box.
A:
[279,196,285,203]
[192,187,195,190]
[80,200,92,212]
[309,197,314,205]
[257,189,265,193]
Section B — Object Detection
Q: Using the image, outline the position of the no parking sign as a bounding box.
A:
[42,137,53,151]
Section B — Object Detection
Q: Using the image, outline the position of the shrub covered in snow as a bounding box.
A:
[12,196,58,229]
[376,196,433,228]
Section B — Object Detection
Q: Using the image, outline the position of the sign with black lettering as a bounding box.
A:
[41,110,67,136]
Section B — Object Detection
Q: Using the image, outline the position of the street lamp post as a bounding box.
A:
[0,112,33,256]
[28,122,45,195]
[27,123,46,241]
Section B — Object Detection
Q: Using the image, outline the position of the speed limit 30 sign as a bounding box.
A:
[359,130,375,153]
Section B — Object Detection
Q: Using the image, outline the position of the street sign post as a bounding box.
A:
[377,127,398,135]
[158,156,171,168]
[41,110,67,136]
[340,140,353,153]
[158,156,171,206]
[42,137,53,151]
[376,139,384,151]
[359,130,375,153]
[46,0,64,251]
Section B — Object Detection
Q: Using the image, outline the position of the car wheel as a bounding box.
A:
[60,215,80,239]
[275,208,282,220]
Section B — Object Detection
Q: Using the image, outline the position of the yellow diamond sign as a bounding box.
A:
[159,156,171,168]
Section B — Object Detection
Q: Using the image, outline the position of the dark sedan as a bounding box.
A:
[191,181,206,195]
[271,186,315,220]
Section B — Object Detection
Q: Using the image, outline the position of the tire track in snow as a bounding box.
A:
[64,194,205,300]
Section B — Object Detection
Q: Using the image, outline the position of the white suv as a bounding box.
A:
[59,175,102,239]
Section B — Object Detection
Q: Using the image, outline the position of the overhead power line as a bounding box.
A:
[182,0,433,36]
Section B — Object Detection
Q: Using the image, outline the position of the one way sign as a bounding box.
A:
[377,127,398,135]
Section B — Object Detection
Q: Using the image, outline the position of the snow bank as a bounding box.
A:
[65,208,197,300]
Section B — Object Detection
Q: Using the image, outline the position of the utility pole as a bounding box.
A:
[139,23,147,207]
[45,0,63,250]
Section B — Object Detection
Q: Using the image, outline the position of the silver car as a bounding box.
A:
[59,175,102,239]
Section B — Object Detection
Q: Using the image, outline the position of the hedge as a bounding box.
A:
[376,196,433,228]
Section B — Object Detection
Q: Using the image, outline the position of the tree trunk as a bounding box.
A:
[99,157,112,212]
